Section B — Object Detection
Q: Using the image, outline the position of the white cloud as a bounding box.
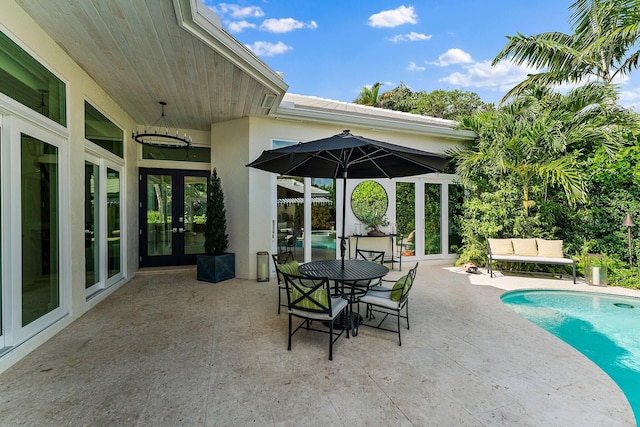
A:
[407,61,426,71]
[245,41,293,56]
[429,48,473,66]
[388,32,432,43]
[368,5,417,28]
[226,20,256,33]
[440,60,536,92]
[614,86,640,110]
[260,18,318,33]
[211,3,264,19]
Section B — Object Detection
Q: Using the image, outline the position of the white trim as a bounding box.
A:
[104,162,125,287]
[4,116,69,346]
[172,0,288,111]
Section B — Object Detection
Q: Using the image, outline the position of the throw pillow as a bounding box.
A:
[536,239,564,258]
[512,238,538,256]
[276,260,299,282]
[488,238,514,255]
[291,285,329,311]
[390,275,409,302]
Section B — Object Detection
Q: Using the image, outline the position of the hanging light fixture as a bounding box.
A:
[132,101,192,148]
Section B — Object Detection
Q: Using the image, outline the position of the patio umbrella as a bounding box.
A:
[246,129,451,268]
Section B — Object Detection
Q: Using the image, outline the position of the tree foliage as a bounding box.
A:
[413,89,494,121]
[354,82,383,106]
[204,168,229,255]
[493,0,640,102]
[451,83,639,273]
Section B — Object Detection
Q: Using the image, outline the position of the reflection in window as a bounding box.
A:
[351,181,388,234]
[184,175,207,254]
[311,178,336,261]
[142,145,210,163]
[107,168,121,278]
[424,183,441,255]
[21,134,59,325]
[449,184,464,255]
[84,102,123,157]
[0,31,66,126]
[146,174,172,257]
[85,161,99,288]
[277,177,304,262]
[396,182,415,256]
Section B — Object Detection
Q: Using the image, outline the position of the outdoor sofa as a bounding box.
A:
[487,238,576,283]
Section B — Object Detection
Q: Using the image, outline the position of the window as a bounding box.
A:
[21,133,59,326]
[84,101,123,157]
[0,31,66,126]
[142,145,210,163]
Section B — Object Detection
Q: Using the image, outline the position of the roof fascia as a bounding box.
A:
[173,0,288,111]
[274,104,476,141]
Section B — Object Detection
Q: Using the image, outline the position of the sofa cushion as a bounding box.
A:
[536,238,564,258]
[488,238,514,255]
[512,238,538,256]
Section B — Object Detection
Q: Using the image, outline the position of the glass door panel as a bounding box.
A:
[424,183,442,255]
[21,134,59,326]
[396,182,416,256]
[448,184,464,254]
[183,175,207,255]
[107,168,121,278]
[146,174,173,257]
[310,178,336,261]
[139,169,208,267]
[276,176,305,262]
[84,160,99,288]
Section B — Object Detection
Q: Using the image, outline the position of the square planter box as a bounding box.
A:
[197,253,235,283]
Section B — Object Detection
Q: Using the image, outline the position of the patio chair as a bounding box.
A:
[282,272,349,360]
[360,262,418,346]
[344,249,386,325]
[272,251,297,315]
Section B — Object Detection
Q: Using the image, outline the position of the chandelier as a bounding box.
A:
[132,101,192,148]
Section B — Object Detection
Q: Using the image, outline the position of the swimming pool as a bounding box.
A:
[502,290,640,424]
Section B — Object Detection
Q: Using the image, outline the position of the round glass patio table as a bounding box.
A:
[298,259,389,335]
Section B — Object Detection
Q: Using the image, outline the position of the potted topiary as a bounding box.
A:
[361,213,389,236]
[196,168,235,283]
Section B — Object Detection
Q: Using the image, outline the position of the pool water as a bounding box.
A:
[502,290,640,424]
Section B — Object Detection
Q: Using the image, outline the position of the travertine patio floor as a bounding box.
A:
[0,262,636,426]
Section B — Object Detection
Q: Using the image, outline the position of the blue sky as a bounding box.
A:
[203,1,640,109]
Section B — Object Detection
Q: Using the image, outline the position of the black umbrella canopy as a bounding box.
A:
[246,130,450,178]
[247,130,451,268]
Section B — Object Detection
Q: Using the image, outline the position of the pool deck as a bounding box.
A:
[0,262,636,426]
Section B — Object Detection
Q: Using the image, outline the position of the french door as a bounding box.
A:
[139,168,208,267]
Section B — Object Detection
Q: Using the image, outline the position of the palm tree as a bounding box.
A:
[354,82,383,106]
[453,83,637,214]
[493,0,640,102]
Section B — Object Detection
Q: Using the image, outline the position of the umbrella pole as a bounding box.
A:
[340,173,347,269]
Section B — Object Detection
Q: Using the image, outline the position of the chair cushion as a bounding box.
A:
[488,238,514,255]
[536,238,564,258]
[512,238,538,256]
[360,289,400,310]
[276,260,299,282]
[290,297,347,320]
[291,285,328,311]
[390,275,409,302]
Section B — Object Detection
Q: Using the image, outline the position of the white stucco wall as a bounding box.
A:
[0,0,138,373]
[214,115,464,279]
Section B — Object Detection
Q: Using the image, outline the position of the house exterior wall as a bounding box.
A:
[0,0,138,373]
[214,116,464,279]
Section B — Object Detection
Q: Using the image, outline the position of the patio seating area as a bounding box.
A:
[0,263,635,426]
